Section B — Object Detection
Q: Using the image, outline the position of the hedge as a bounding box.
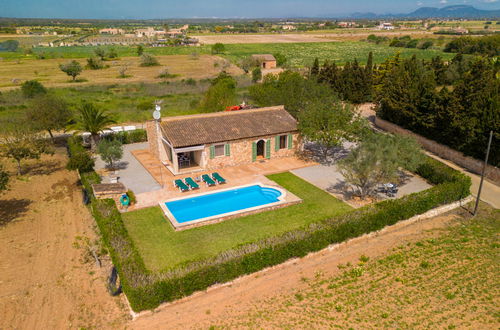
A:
[66,136,94,172]
[80,156,470,312]
[104,129,147,145]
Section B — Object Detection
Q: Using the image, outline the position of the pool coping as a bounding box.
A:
[158,182,301,231]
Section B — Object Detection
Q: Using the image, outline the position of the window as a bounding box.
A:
[279,135,287,149]
[214,144,225,157]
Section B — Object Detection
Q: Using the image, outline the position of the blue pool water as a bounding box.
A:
[165,185,282,223]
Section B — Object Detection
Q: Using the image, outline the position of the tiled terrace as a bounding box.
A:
[129,149,316,210]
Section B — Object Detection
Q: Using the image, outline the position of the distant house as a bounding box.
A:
[337,21,357,28]
[251,54,277,69]
[146,106,299,175]
[454,27,469,34]
[378,22,395,30]
[135,27,157,38]
[99,28,124,35]
[282,25,296,31]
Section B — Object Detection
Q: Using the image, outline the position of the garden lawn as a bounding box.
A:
[122,172,352,272]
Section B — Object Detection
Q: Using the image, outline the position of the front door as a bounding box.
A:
[256,140,265,158]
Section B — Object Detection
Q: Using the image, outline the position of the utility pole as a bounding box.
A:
[473,130,493,216]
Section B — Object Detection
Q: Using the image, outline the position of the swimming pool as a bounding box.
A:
[164,184,284,225]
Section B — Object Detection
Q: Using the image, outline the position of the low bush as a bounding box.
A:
[79,154,470,312]
[21,80,47,98]
[126,190,136,204]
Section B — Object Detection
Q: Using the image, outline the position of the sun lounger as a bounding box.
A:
[184,177,199,190]
[202,174,216,186]
[173,179,189,192]
[212,172,226,184]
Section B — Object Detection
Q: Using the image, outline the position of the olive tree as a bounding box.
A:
[97,139,123,169]
[26,94,72,140]
[338,133,425,198]
[59,60,83,81]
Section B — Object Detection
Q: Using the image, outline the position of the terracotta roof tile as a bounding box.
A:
[251,54,276,61]
[160,106,297,148]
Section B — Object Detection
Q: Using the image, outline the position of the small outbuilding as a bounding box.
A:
[251,54,277,69]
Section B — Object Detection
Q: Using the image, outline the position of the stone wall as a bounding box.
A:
[375,117,500,185]
[205,133,300,170]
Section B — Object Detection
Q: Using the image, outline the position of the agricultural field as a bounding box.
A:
[0,54,242,89]
[207,206,500,329]
[221,41,456,67]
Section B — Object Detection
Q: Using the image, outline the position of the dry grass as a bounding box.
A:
[210,206,500,329]
[0,54,243,90]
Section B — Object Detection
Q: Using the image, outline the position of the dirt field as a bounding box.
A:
[194,30,436,44]
[0,54,243,90]
[0,150,129,329]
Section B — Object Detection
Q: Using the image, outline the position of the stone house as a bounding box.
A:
[251,54,277,69]
[146,106,300,175]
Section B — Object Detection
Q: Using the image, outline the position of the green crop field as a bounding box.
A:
[1,41,456,68]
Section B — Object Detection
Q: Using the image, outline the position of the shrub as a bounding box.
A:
[127,190,136,204]
[137,100,153,111]
[66,136,95,172]
[109,129,148,144]
[82,153,470,312]
[86,56,106,70]
[211,43,225,54]
[140,54,160,67]
[21,80,47,98]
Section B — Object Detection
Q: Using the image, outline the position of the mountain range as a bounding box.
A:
[348,5,500,19]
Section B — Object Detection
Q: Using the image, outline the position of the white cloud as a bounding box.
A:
[480,0,498,3]
[417,1,423,5]
[440,0,448,4]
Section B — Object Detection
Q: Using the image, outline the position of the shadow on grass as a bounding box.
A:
[0,198,32,226]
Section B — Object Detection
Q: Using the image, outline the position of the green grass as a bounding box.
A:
[122,172,352,271]
[214,205,500,328]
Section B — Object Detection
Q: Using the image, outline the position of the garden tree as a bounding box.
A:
[71,102,116,152]
[252,67,262,83]
[59,60,83,81]
[0,124,54,176]
[273,52,287,67]
[97,139,123,169]
[298,97,367,159]
[239,56,259,73]
[419,40,433,49]
[199,72,237,112]
[26,94,72,140]
[86,56,105,69]
[139,53,160,67]
[338,133,425,198]
[249,70,335,118]
[0,164,8,192]
[137,45,144,56]
[94,47,106,60]
[310,57,320,76]
[21,80,47,98]
[211,42,225,54]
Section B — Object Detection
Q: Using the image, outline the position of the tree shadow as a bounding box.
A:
[326,180,356,201]
[0,198,32,226]
[303,142,352,166]
[108,161,129,170]
[23,159,63,176]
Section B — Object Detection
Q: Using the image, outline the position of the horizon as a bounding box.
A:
[2,0,499,20]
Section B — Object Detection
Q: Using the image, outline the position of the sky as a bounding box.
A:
[1,0,499,19]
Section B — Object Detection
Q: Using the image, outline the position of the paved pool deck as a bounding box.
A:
[292,164,432,208]
[94,143,162,194]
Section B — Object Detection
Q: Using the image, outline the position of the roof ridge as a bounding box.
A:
[161,105,285,122]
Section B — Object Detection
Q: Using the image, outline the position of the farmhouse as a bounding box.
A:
[99,28,124,35]
[146,106,300,175]
[378,22,395,30]
[251,54,277,69]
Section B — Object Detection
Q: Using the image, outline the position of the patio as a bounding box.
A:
[128,148,316,210]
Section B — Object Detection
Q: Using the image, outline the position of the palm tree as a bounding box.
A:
[72,102,116,152]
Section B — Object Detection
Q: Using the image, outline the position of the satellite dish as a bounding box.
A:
[153,110,161,120]
[155,104,161,112]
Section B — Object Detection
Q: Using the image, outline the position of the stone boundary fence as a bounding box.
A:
[375,117,500,185]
